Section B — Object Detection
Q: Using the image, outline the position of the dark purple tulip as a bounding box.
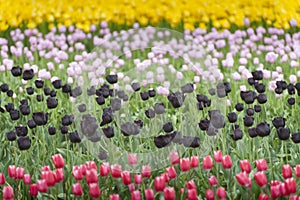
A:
[227,112,237,123]
[154,133,175,148]
[168,92,185,108]
[87,86,96,96]
[291,133,300,143]
[106,74,118,84]
[140,91,149,101]
[182,136,200,148]
[102,126,114,138]
[154,103,165,114]
[48,127,56,135]
[257,93,267,104]
[134,119,143,128]
[60,126,69,134]
[0,84,9,92]
[17,136,31,150]
[78,104,86,112]
[46,97,58,109]
[148,89,156,97]
[69,130,82,143]
[248,77,255,86]
[255,122,270,137]
[163,122,173,133]
[22,69,34,80]
[7,90,13,97]
[36,95,44,102]
[248,127,257,138]
[50,90,56,97]
[71,87,82,97]
[231,128,243,141]
[272,117,285,129]
[96,96,105,105]
[10,110,19,120]
[287,84,295,95]
[5,103,14,112]
[6,131,16,141]
[246,108,254,116]
[235,103,244,111]
[44,88,51,96]
[287,97,295,105]
[15,126,28,137]
[145,109,155,118]
[251,70,263,80]
[61,114,74,126]
[131,82,140,91]
[110,98,122,111]
[27,119,36,129]
[254,105,261,112]
[62,84,72,93]
[32,112,48,125]
[277,127,290,140]
[52,80,62,89]
[240,91,256,104]
[35,79,44,88]
[26,87,34,95]
[254,83,266,93]
[11,66,22,77]
[199,119,210,130]
[208,88,216,96]
[243,116,254,127]
[20,104,30,115]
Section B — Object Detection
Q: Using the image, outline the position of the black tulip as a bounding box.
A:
[248,77,256,86]
[80,114,98,136]
[277,127,290,140]
[181,83,194,93]
[134,119,143,128]
[275,87,283,94]
[154,103,165,114]
[288,97,295,105]
[163,122,173,133]
[52,79,62,89]
[46,97,58,109]
[48,127,56,135]
[69,130,82,143]
[62,84,72,93]
[10,110,19,120]
[120,122,140,136]
[224,82,232,94]
[199,119,210,130]
[154,133,175,148]
[102,126,114,138]
[11,66,22,76]
[15,126,28,137]
[235,103,244,112]
[276,81,287,90]
[243,116,254,127]
[227,112,237,123]
[100,112,113,126]
[131,82,140,91]
[140,91,149,101]
[106,74,118,84]
[240,91,256,104]
[291,133,300,143]
[5,103,14,112]
[35,79,44,88]
[254,83,266,93]
[248,127,257,138]
[168,92,185,108]
[32,112,48,125]
[254,105,261,112]
[17,136,31,150]
[182,136,200,148]
[6,131,16,141]
[78,104,86,112]
[20,99,28,105]
[255,122,270,137]
[148,89,156,97]
[0,107,4,113]
[20,104,30,116]
[257,93,267,104]
[44,88,51,96]
[22,69,34,80]
[50,90,56,97]
[61,114,74,126]
[96,96,105,105]
[0,84,8,92]
[287,84,295,95]
[231,128,243,141]
[272,117,285,129]
[60,126,69,134]
[145,109,155,118]
[7,90,13,97]
[26,87,34,95]
[251,70,263,80]
[246,108,254,116]
[27,119,36,129]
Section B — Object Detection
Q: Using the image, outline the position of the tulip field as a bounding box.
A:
[2,0,300,199]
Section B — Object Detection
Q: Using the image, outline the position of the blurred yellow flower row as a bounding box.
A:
[0,0,299,31]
